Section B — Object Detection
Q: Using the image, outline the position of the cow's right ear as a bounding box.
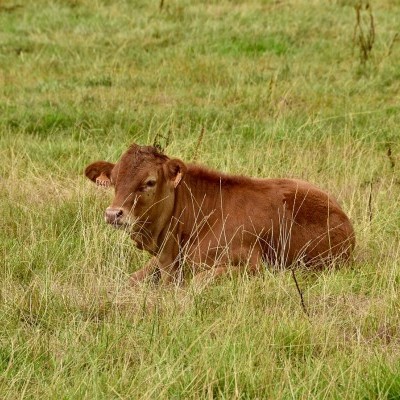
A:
[164,159,187,188]
[84,161,115,187]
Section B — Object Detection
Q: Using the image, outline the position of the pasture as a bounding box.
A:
[1,0,400,398]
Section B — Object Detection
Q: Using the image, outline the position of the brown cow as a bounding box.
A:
[85,144,355,284]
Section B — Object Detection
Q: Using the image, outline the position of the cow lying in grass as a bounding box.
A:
[85,144,355,285]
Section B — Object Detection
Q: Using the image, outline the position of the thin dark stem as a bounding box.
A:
[291,269,309,318]
[368,181,373,223]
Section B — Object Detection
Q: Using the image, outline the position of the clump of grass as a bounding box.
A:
[353,2,375,65]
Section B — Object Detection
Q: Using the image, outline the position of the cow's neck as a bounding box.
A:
[173,166,238,228]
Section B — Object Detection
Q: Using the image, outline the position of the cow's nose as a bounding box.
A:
[105,207,124,224]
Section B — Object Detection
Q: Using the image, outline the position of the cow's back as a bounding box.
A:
[176,169,354,268]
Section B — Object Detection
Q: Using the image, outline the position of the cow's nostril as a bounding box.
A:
[105,208,124,225]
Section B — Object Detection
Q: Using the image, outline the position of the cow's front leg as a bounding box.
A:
[159,257,181,285]
[130,257,160,286]
[149,237,182,285]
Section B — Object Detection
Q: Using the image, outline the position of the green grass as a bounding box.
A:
[1,0,400,398]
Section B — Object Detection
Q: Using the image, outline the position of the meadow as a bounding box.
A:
[1,0,400,398]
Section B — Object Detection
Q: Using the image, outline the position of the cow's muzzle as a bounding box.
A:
[105,207,125,226]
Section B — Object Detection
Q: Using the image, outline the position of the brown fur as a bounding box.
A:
[85,144,355,284]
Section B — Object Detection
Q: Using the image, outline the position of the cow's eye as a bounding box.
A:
[139,179,156,192]
[146,180,156,188]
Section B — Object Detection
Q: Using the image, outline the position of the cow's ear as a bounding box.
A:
[164,159,187,188]
[84,161,115,187]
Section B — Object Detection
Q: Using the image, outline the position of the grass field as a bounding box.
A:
[1,0,400,398]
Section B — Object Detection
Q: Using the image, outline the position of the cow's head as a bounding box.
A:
[84,144,186,232]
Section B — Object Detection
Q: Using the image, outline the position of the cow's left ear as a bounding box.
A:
[164,159,187,188]
[85,161,115,187]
